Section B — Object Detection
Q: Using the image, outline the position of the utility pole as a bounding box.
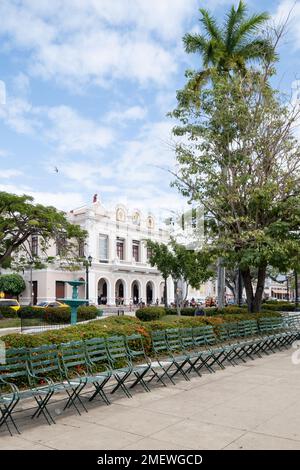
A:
[295,270,299,311]
[237,268,243,307]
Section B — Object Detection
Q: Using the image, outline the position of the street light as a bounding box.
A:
[295,270,299,311]
[84,255,92,304]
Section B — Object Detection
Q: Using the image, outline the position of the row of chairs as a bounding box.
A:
[0,335,159,436]
[0,316,298,435]
[150,318,299,383]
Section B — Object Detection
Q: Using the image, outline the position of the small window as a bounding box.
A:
[99,234,109,262]
[116,238,125,260]
[132,241,140,262]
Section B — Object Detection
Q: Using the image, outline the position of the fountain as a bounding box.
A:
[58,279,87,325]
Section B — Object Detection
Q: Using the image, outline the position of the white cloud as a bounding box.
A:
[106,105,147,124]
[0,98,114,153]
[0,96,41,135]
[0,0,198,91]
[0,169,22,179]
[0,149,11,158]
[0,182,85,211]
[45,106,114,153]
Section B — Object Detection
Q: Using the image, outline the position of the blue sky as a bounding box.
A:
[0,0,299,220]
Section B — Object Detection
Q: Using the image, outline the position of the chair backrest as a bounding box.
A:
[259,317,281,333]
[151,330,168,354]
[59,340,88,375]
[239,320,259,337]
[0,347,29,384]
[284,314,300,329]
[180,328,194,349]
[105,336,130,367]
[28,344,61,379]
[218,324,231,342]
[166,328,183,352]
[84,337,109,368]
[125,334,147,362]
[193,326,212,347]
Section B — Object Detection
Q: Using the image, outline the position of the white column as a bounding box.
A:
[88,271,97,304]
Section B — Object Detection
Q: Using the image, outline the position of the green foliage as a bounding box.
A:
[136,307,165,321]
[0,191,87,268]
[177,0,274,107]
[0,273,26,296]
[17,305,98,324]
[1,311,281,360]
[171,62,300,312]
[0,306,18,319]
[261,302,296,312]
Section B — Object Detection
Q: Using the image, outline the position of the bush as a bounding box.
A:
[77,305,99,321]
[0,305,18,319]
[17,305,98,324]
[0,273,26,297]
[136,307,165,321]
[261,302,295,312]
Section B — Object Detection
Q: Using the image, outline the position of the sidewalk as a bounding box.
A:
[1,349,300,450]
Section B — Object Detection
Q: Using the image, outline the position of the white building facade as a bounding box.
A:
[20,198,174,307]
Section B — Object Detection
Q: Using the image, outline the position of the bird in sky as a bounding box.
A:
[54,166,59,173]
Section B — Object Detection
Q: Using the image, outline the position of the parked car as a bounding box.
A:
[34,301,68,308]
[0,298,20,312]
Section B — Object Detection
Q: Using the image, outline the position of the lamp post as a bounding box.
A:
[84,255,92,304]
[237,268,243,307]
[295,270,299,311]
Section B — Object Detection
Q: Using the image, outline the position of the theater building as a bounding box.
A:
[20,197,174,306]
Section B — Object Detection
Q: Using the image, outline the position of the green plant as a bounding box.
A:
[0,273,26,296]
[0,305,18,319]
[17,305,98,324]
[135,307,165,322]
[261,302,295,312]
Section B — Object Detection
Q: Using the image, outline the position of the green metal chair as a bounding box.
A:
[1,347,59,434]
[151,330,189,384]
[125,333,167,390]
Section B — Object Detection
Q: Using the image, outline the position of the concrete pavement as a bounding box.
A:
[1,349,300,450]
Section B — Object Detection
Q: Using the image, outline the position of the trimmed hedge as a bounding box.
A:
[136,307,165,322]
[17,305,98,324]
[151,305,279,317]
[0,306,18,319]
[261,302,296,312]
[1,310,282,357]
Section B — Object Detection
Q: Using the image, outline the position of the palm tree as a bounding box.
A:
[180,1,275,105]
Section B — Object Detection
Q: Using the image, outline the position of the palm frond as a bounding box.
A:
[236,39,277,63]
[232,12,270,49]
[225,1,247,50]
[183,33,208,54]
[199,8,223,42]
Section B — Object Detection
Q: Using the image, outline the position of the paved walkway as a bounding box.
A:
[1,349,300,450]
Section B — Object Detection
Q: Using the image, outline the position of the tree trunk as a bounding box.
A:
[217,258,225,308]
[241,268,254,312]
[164,277,168,308]
[253,264,267,313]
[173,280,181,316]
[242,265,267,313]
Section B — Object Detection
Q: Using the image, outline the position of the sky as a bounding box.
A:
[0,0,299,221]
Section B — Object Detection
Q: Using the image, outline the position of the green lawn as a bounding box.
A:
[0,318,21,329]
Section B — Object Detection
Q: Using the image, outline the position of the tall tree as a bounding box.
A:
[146,240,212,314]
[179,0,274,106]
[171,65,300,313]
[0,192,86,267]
